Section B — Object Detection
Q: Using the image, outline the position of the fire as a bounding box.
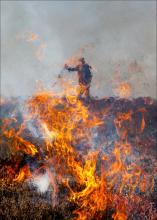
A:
[112,204,127,220]
[17,31,39,42]
[68,151,107,220]
[3,128,38,156]
[141,115,145,132]
[41,123,58,141]
[138,108,146,132]
[13,165,31,182]
[0,82,156,219]
[115,82,132,98]
[25,31,39,42]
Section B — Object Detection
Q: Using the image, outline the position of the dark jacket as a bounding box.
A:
[66,63,92,85]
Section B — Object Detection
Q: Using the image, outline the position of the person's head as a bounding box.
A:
[78,57,85,65]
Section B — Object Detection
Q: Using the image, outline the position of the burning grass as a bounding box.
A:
[0,93,157,219]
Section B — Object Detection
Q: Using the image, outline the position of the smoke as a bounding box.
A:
[1,1,156,98]
[31,173,50,193]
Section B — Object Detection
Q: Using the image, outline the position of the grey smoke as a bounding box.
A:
[1,1,156,98]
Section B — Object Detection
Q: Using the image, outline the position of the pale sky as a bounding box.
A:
[1,1,156,98]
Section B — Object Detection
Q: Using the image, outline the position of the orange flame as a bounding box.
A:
[13,165,31,182]
[114,82,132,98]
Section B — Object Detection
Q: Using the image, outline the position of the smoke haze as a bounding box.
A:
[1,1,156,98]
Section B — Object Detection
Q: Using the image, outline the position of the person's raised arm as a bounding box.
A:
[64,64,78,72]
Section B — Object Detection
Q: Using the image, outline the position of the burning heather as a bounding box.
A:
[0,84,157,219]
